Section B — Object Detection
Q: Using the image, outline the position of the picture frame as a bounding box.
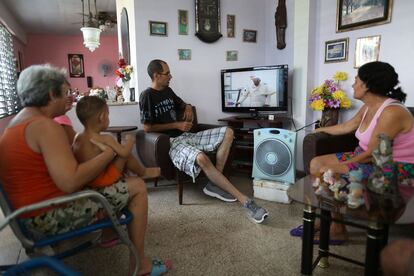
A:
[178,49,191,61]
[226,50,238,61]
[68,54,85,78]
[355,35,381,68]
[227,15,235,38]
[336,0,393,32]
[178,10,188,35]
[324,38,349,63]
[149,21,168,36]
[243,29,257,43]
[195,0,222,43]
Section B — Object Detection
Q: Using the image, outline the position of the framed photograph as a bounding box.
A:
[227,15,235,38]
[355,35,381,68]
[68,54,85,78]
[226,50,238,61]
[178,10,188,35]
[243,29,257,43]
[178,49,191,61]
[324,38,349,63]
[336,0,393,32]
[149,21,168,36]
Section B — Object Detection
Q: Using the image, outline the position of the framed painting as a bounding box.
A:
[336,0,393,32]
[68,54,85,78]
[178,10,188,35]
[324,38,349,63]
[149,21,168,36]
[178,49,191,60]
[227,15,235,38]
[226,50,238,61]
[355,35,381,68]
[243,29,257,43]
[195,0,222,43]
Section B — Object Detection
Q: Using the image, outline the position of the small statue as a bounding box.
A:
[347,168,365,209]
[312,173,322,188]
[275,0,287,49]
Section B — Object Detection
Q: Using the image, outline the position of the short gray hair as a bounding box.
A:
[17,64,68,107]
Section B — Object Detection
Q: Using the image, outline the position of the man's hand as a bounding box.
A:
[177,121,193,132]
[182,105,193,122]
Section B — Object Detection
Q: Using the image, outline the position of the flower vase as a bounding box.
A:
[320,108,339,127]
[123,82,131,103]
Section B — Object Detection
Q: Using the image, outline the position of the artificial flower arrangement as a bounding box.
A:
[309,71,352,111]
[89,87,108,100]
[115,58,133,87]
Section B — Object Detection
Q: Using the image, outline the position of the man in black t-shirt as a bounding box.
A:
[139,59,268,224]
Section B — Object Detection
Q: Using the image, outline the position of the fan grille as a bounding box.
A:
[255,139,292,176]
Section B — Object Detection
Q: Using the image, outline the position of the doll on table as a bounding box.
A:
[347,168,365,209]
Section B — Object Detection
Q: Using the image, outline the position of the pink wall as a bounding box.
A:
[25,34,119,92]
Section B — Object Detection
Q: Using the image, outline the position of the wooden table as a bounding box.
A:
[288,175,404,276]
[105,126,138,143]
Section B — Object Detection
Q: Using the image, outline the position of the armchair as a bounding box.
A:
[136,107,226,204]
[302,107,414,175]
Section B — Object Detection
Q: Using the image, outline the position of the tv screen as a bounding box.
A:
[221,65,289,116]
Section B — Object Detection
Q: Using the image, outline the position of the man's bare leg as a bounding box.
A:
[197,152,248,204]
[215,128,234,172]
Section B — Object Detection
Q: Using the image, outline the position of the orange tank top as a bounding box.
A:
[0,117,66,217]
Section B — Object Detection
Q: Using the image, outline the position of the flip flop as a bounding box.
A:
[289,225,304,237]
[143,258,172,276]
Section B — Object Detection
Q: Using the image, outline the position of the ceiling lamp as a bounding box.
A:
[80,0,101,52]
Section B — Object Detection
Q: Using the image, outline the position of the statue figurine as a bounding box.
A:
[347,168,365,209]
[275,0,287,49]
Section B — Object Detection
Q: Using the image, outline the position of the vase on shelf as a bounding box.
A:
[320,108,339,127]
[122,82,131,103]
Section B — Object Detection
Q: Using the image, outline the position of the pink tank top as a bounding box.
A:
[355,98,414,163]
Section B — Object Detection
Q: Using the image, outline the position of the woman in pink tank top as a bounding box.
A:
[305,61,414,243]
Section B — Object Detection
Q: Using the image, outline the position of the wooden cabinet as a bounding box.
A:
[218,116,291,173]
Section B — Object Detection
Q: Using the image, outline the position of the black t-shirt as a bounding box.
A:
[139,87,186,137]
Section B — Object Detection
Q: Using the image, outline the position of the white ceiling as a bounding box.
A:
[2,0,117,35]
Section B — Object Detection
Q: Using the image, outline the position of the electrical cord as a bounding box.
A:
[295,120,320,132]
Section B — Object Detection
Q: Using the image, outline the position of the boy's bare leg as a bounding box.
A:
[215,128,234,172]
[125,155,160,179]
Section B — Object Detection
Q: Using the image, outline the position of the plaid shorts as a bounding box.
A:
[169,126,228,181]
[23,179,129,237]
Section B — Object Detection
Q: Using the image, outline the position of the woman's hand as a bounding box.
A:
[90,138,115,157]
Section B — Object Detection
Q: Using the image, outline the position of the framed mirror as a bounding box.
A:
[120,8,130,64]
[195,0,222,43]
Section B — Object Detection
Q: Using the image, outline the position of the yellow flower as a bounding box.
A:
[332,90,346,101]
[340,98,352,109]
[333,71,348,82]
[310,99,325,111]
[311,86,323,95]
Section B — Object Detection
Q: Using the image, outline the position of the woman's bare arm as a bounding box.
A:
[29,119,115,193]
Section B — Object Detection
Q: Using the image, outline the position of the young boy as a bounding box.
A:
[73,96,160,188]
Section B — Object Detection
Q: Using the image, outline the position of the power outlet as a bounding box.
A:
[268,114,275,120]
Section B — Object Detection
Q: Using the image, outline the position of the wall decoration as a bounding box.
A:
[178,49,191,60]
[178,10,189,35]
[149,21,168,36]
[15,51,23,72]
[243,29,257,43]
[227,15,235,38]
[336,0,393,32]
[226,50,238,61]
[120,8,130,65]
[324,38,349,63]
[68,54,85,78]
[355,35,381,68]
[275,0,287,49]
[195,0,222,43]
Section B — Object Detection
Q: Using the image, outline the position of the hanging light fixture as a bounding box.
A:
[80,0,101,52]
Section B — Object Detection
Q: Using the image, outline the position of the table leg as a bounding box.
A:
[117,133,122,143]
[365,222,383,276]
[301,205,315,276]
[318,209,331,268]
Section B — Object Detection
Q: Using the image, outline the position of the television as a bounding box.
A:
[221,64,289,118]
